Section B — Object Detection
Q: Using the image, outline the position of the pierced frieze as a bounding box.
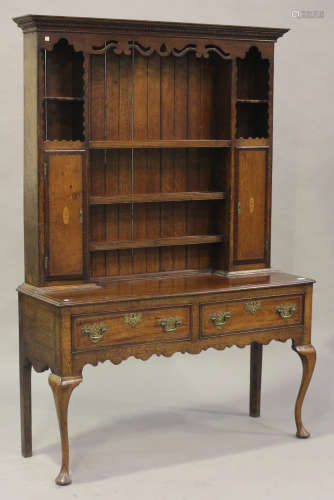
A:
[90,39,231,59]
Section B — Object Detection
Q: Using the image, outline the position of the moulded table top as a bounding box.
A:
[17,270,314,308]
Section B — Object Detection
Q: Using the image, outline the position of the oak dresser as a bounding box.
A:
[14,15,316,485]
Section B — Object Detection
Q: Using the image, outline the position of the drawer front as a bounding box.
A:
[72,305,191,350]
[200,294,303,337]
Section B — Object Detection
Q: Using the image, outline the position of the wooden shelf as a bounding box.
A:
[90,192,225,205]
[90,235,223,251]
[43,140,85,150]
[237,99,268,103]
[44,96,83,101]
[89,140,231,149]
[235,137,269,147]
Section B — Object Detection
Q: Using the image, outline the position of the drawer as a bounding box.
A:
[72,305,191,350]
[200,294,303,337]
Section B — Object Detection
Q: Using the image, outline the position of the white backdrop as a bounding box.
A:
[1,1,333,499]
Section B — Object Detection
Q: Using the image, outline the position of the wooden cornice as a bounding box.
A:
[13,15,289,41]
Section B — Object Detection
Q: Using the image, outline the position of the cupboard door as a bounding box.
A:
[234,148,268,265]
[46,153,83,277]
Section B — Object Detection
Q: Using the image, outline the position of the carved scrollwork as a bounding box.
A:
[91,40,118,52]
[203,44,230,59]
[90,39,231,59]
[72,331,300,374]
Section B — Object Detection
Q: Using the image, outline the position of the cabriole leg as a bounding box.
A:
[292,343,316,438]
[48,374,82,486]
[250,342,263,417]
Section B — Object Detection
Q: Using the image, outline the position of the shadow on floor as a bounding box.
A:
[35,346,334,484]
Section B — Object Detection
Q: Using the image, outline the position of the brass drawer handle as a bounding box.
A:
[82,323,107,343]
[159,317,182,334]
[276,304,297,320]
[124,312,143,328]
[210,311,231,329]
[245,301,261,314]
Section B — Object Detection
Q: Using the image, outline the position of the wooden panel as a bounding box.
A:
[117,150,132,274]
[133,54,149,273]
[90,150,106,277]
[215,58,231,139]
[20,294,57,373]
[160,57,176,270]
[119,56,132,140]
[47,154,83,277]
[187,56,202,268]
[146,151,161,272]
[234,148,267,264]
[23,32,40,285]
[90,55,105,140]
[72,305,191,350]
[88,52,229,278]
[105,151,119,276]
[173,62,188,270]
[201,294,303,337]
[105,52,120,139]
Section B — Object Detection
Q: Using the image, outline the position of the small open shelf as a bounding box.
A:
[43,38,84,141]
[45,38,83,98]
[45,100,84,141]
[236,102,268,139]
[90,192,225,205]
[237,46,269,100]
[89,140,231,149]
[90,235,223,251]
[237,99,268,104]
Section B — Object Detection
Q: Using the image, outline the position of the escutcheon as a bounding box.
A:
[159,317,182,334]
[210,311,231,329]
[245,301,262,314]
[276,304,297,320]
[124,312,143,328]
[81,323,107,343]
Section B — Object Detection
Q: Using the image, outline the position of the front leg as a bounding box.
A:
[48,374,82,485]
[292,343,316,438]
[249,342,263,417]
[20,354,32,457]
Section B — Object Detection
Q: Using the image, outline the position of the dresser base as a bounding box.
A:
[18,269,316,485]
